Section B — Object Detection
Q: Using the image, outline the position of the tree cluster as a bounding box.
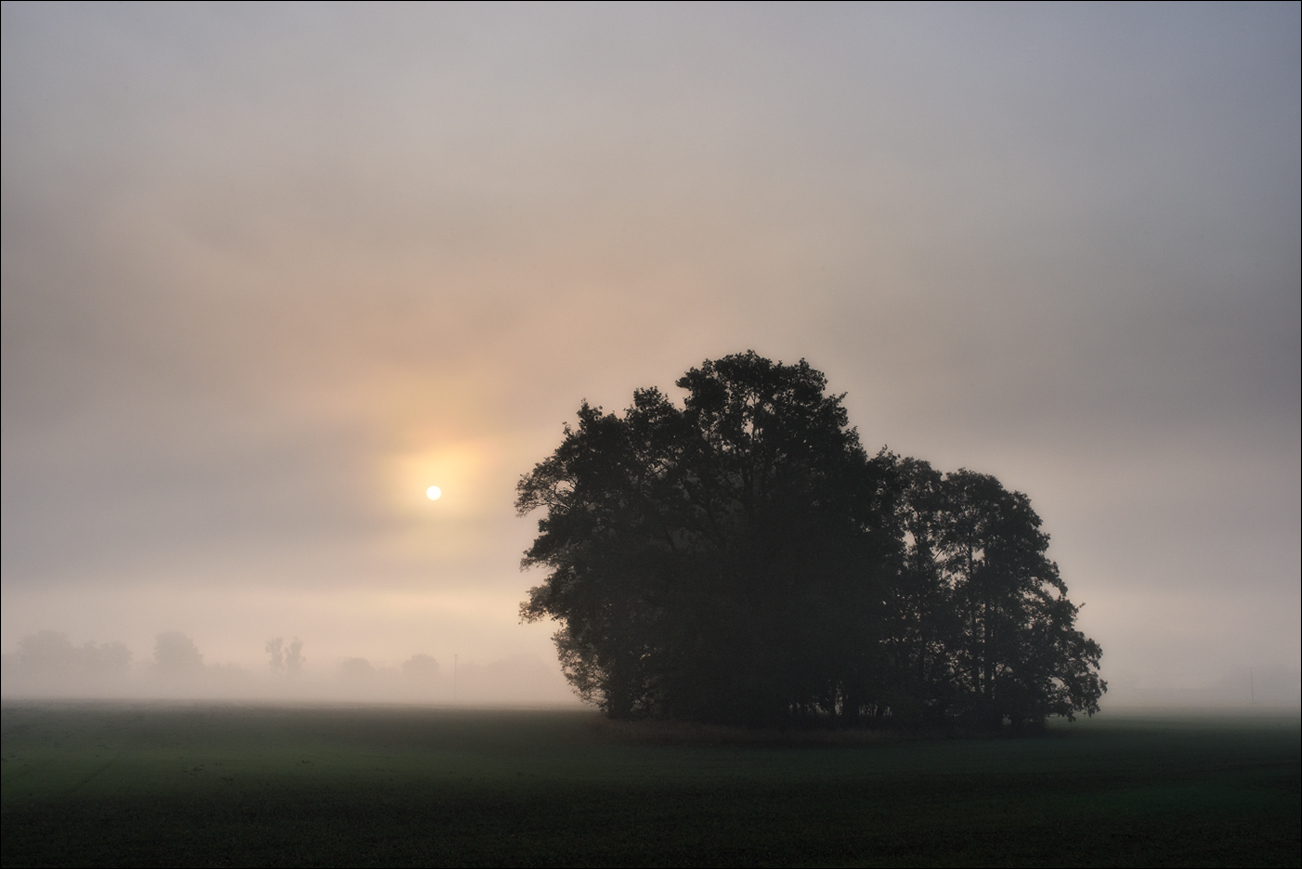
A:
[265,637,306,677]
[518,352,1104,730]
[7,630,132,682]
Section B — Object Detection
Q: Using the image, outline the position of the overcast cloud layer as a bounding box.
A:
[3,4,1298,706]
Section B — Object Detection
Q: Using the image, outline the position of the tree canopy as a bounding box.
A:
[518,352,1104,729]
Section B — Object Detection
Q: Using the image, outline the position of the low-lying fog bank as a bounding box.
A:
[4,629,1297,709]
[0,629,578,704]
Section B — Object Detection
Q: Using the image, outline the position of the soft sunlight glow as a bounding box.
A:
[386,440,499,518]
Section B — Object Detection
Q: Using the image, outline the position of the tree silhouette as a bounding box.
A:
[519,352,1104,730]
[9,630,132,685]
[887,462,1105,728]
[153,632,204,678]
[264,637,305,678]
[285,638,305,676]
[266,638,285,673]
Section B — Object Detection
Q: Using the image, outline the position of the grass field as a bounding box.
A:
[2,701,1298,867]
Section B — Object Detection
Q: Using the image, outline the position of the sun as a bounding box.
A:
[426,485,442,501]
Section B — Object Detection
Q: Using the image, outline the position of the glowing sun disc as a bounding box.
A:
[426,486,442,501]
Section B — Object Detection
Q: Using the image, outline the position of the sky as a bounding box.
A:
[2,3,1298,706]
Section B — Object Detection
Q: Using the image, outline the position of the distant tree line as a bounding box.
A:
[517,352,1105,731]
[5,630,132,681]
[3,631,461,697]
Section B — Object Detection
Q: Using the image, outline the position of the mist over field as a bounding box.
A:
[2,4,1298,711]
[2,623,1296,710]
[0,629,574,704]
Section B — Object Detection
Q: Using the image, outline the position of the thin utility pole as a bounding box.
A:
[453,653,458,703]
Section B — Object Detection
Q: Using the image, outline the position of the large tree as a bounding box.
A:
[882,460,1105,728]
[518,352,1104,729]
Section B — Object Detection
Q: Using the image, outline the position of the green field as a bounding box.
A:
[2,702,1298,867]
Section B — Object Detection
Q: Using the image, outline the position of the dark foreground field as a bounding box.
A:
[2,702,1297,867]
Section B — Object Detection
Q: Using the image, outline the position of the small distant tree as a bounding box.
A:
[266,638,285,673]
[402,654,440,681]
[337,657,374,685]
[81,640,132,679]
[154,632,204,676]
[285,638,305,676]
[14,630,79,679]
[8,631,132,689]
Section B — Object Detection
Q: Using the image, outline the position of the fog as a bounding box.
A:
[1,629,573,704]
[3,5,1298,709]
